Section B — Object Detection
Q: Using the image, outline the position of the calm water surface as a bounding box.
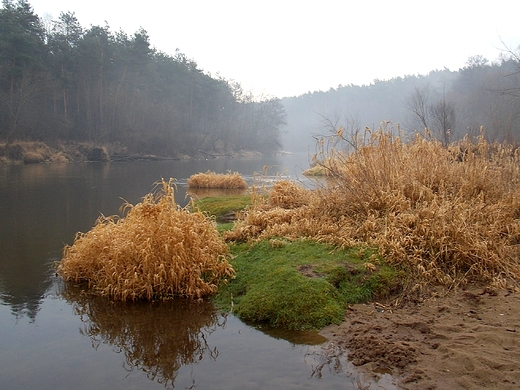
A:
[0,155,379,389]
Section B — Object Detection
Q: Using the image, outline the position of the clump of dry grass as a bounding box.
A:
[302,156,335,176]
[187,171,248,189]
[0,141,53,163]
[225,131,520,290]
[57,179,235,301]
[268,180,310,209]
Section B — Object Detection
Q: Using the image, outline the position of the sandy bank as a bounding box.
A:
[320,286,520,389]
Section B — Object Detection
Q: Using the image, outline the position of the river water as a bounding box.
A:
[0,154,368,389]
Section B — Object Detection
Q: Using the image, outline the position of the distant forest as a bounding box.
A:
[0,1,285,157]
[2,1,519,160]
[282,53,520,153]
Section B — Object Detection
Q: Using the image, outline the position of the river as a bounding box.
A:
[0,154,365,389]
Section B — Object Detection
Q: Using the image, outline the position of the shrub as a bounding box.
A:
[57,179,235,301]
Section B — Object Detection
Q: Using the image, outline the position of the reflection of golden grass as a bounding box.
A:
[187,187,247,199]
[187,171,248,189]
[61,287,222,388]
[226,132,520,289]
[58,179,235,301]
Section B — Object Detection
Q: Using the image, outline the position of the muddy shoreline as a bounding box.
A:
[320,286,520,389]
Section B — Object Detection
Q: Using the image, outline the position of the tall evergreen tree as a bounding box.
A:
[0,0,46,140]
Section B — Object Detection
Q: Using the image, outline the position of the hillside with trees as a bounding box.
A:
[0,0,285,161]
[281,54,520,153]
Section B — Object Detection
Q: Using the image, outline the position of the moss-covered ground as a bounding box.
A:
[193,196,402,331]
[191,195,252,222]
[214,239,400,330]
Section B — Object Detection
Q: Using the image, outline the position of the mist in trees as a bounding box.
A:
[282,52,520,153]
[0,1,285,157]
[407,84,456,146]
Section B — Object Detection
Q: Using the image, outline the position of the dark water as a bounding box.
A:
[0,155,389,389]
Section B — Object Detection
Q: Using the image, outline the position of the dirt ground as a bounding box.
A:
[320,286,520,389]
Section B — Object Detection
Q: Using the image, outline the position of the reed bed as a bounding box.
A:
[58,179,235,301]
[187,170,248,189]
[225,131,520,290]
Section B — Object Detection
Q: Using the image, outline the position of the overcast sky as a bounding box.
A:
[28,0,520,98]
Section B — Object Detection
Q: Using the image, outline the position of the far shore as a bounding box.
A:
[0,140,269,165]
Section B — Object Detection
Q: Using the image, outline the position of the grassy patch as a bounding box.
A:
[302,165,329,176]
[213,239,401,330]
[216,222,235,234]
[191,195,252,223]
[192,195,252,216]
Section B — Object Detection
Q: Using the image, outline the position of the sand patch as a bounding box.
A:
[320,287,520,389]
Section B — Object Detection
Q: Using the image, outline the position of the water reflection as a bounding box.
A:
[61,287,223,389]
[0,154,310,320]
[187,187,248,199]
[252,323,328,346]
[1,156,368,390]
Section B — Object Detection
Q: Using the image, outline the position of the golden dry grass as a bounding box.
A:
[57,179,235,301]
[268,180,310,209]
[187,171,248,189]
[225,131,520,290]
[0,141,53,163]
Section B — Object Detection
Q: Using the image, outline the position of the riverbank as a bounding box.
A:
[0,140,266,164]
[195,184,520,387]
[320,286,520,389]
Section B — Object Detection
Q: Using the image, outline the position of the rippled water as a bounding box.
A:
[0,155,370,389]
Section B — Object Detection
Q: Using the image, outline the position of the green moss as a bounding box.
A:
[216,222,234,234]
[195,195,402,330]
[191,195,252,222]
[213,239,401,331]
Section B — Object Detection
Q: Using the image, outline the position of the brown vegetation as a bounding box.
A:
[187,171,248,189]
[0,141,67,163]
[0,141,113,164]
[225,131,520,291]
[57,179,235,301]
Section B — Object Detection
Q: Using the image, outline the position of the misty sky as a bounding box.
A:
[28,0,520,98]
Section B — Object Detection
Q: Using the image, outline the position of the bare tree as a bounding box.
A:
[430,91,456,146]
[406,85,432,130]
[316,111,364,151]
[406,84,455,146]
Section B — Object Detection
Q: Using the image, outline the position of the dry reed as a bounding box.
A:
[187,170,248,189]
[58,179,235,301]
[225,131,520,289]
[268,180,310,209]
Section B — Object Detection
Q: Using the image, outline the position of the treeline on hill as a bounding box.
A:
[282,54,520,153]
[0,1,285,158]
